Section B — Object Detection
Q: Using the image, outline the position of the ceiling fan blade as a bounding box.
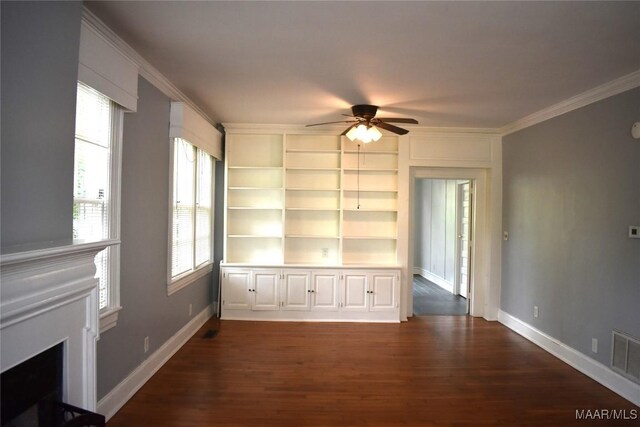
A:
[375,121,409,135]
[305,120,356,127]
[376,117,419,124]
[340,123,357,136]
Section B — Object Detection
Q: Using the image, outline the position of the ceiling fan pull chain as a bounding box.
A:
[357,143,361,210]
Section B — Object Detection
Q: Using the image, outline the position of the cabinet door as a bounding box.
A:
[342,272,368,311]
[369,273,397,312]
[281,271,310,310]
[222,269,251,310]
[252,270,280,311]
[311,271,339,311]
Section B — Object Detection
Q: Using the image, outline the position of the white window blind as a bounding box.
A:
[73,83,113,311]
[170,138,214,282]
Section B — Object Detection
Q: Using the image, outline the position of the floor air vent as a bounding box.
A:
[611,331,640,383]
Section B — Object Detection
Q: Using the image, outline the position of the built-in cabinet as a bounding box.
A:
[225,132,399,265]
[223,130,401,322]
[221,266,400,322]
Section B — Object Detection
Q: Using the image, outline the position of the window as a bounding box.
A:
[73,82,122,331]
[169,138,214,293]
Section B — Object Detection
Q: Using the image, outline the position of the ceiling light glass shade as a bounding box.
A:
[355,124,371,143]
[368,126,382,142]
[345,125,359,141]
[345,124,382,143]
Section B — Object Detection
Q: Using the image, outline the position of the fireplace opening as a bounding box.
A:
[1,343,104,427]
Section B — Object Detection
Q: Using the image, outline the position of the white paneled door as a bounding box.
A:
[311,271,339,311]
[281,271,310,310]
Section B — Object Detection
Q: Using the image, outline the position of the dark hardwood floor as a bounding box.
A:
[107,317,638,426]
[413,275,467,316]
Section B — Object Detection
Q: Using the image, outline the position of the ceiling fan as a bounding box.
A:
[306,104,418,142]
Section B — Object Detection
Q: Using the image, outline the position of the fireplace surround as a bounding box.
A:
[1,240,116,418]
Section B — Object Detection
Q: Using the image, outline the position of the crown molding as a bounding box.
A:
[222,123,501,136]
[81,7,216,127]
[501,70,640,136]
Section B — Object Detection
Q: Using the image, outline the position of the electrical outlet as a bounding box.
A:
[189,303,193,316]
[533,306,539,318]
[592,338,598,353]
[144,336,149,353]
[321,248,329,258]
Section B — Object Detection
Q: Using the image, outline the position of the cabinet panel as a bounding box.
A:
[223,270,251,310]
[282,271,310,310]
[312,272,339,311]
[342,273,368,311]
[370,273,397,312]
[253,270,280,311]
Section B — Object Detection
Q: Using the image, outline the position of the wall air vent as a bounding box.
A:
[611,331,640,384]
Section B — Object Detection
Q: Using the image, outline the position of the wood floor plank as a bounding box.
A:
[107,317,638,426]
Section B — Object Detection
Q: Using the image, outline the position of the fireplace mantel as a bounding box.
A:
[1,239,117,412]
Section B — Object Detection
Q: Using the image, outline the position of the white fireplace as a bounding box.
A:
[1,240,116,412]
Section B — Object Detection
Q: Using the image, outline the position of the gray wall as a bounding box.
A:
[0,2,220,401]
[1,1,82,248]
[414,179,457,285]
[96,77,215,399]
[502,88,640,367]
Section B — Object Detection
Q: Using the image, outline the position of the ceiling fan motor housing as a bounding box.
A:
[352,104,379,121]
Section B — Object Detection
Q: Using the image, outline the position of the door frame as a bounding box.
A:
[454,180,471,299]
[408,168,487,318]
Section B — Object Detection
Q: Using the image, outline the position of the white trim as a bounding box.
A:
[413,268,454,294]
[498,310,640,406]
[223,122,502,136]
[81,7,215,125]
[99,306,121,333]
[1,241,111,411]
[97,305,214,421]
[501,70,640,136]
[167,263,214,296]
[170,102,222,160]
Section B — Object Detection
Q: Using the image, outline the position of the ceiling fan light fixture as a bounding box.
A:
[369,125,382,142]
[345,125,359,141]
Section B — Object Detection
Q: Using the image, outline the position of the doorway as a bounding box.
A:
[411,178,473,316]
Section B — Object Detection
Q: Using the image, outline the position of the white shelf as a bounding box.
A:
[343,150,398,154]
[343,168,398,172]
[285,207,340,211]
[287,187,340,192]
[286,167,341,171]
[228,166,282,170]
[285,235,340,239]
[228,235,282,238]
[343,236,397,240]
[228,207,283,210]
[343,188,398,193]
[228,186,283,190]
[286,149,341,153]
[343,208,397,212]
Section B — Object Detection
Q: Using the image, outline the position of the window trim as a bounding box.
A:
[167,138,215,296]
[74,82,124,333]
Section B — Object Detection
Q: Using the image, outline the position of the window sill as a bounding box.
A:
[99,306,122,334]
[167,263,213,296]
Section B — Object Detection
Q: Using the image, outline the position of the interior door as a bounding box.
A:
[252,270,279,311]
[456,181,471,300]
[281,270,310,310]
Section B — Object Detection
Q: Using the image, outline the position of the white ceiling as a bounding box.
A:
[88,1,640,129]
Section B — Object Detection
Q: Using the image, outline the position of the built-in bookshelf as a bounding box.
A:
[224,132,398,265]
[226,134,284,263]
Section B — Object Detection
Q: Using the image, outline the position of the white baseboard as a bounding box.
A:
[414,267,454,294]
[498,310,640,406]
[97,304,214,421]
